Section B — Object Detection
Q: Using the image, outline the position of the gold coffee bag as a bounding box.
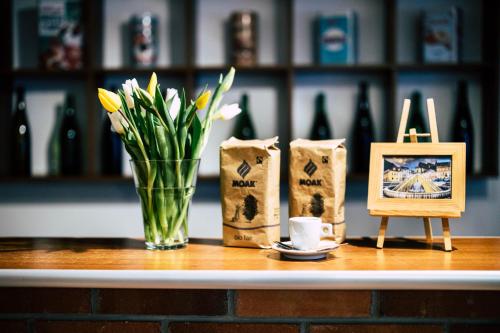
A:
[289,138,347,243]
[220,137,280,248]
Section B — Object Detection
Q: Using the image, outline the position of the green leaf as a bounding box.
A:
[190,114,203,159]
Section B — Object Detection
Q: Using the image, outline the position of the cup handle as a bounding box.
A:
[320,223,333,238]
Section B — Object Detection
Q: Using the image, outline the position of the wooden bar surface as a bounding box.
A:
[0,237,499,271]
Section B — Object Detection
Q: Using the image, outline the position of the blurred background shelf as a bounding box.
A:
[1,0,498,183]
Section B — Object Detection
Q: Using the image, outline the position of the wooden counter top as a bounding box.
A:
[0,238,499,290]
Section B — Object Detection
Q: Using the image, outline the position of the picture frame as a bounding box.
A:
[367,142,466,218]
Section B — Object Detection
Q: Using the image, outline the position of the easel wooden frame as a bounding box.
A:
[367,98,466,252]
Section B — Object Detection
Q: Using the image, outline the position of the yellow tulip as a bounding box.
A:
[147,72,157,98]
[195,90,211,110]
[98,88,121,113]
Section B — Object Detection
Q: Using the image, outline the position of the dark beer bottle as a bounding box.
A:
[352,81,375,173]
[10,87,31,176]
[309,92,332,140]
[60,94,82,175]
[48,105,63,176]
[101,87,123,175]
[232,93,256,140]
[406,91,428,142]
[452,81,474,174]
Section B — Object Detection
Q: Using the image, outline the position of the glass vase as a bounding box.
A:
[130,159,200,250]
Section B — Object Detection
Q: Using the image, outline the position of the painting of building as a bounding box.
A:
[382,156,452,199]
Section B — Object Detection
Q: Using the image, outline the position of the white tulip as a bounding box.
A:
[166,88,181,120]
[212,103,241,121]
[108,111,128,135]
[122,79,139,109]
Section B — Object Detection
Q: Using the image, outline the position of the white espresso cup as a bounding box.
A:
[288,216,334,250]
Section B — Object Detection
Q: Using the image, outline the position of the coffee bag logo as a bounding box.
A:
[300,159,322,186]
[233,160,256,187]
[237,160,251,178]
[304,159,317,177]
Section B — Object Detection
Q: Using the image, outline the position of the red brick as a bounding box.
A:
[310,324,443,333]
[235,290,371,317]
[169,322,299,333]
[0,288,90,313]
[450,324,500,333]
[0,320,27,333]
[98,289,227,315]
[380,291,500,318]
[35,321,160,333]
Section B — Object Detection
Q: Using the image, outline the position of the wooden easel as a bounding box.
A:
[376,98,453,252]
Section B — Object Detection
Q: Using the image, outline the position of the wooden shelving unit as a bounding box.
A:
[1,0,498,183]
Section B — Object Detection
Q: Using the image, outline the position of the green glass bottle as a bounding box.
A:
[60,94,82,175]
[452,81,474,174]
[232,93,256,140]
[48,104,64,176]
[10,87,31,176]
[309,92,332,140]
[352,81,375,173]
[406,91,428,142]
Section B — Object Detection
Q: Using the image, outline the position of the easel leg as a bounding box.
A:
[423,217,433,243]
[377,216,389,249]
[441,218,452,251]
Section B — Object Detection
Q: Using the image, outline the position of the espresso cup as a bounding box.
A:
[288,216,333,250]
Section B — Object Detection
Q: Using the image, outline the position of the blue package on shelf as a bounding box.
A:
[315,12,357,65]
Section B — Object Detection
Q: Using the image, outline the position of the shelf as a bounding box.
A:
[0,176,133,184]
[96,67,189,77]
[2,0,499,180]
[195,65,288,75]
[396,63,487,73]
[0,172,491,185]
[9,69,88,79]
[294,64,392,74]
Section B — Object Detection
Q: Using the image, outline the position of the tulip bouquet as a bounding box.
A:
[97,68,239,249]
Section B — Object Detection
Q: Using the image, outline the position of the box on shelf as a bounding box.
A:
[314,12,357,65]
[38,0,83,70]
[421,7,462,63]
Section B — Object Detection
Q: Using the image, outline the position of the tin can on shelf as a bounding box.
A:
[230,11,258,67]
[130,13,158,67]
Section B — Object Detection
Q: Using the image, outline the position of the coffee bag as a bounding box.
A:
[289,138,347,243]
[220,137,280,248]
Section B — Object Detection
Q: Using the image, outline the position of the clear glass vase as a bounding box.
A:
[130,159,200,250]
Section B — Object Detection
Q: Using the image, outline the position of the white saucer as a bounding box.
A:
[272,240,339,260]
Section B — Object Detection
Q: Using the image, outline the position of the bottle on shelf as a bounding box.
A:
[60,94,82,176]
[10,87,31,177]
[101,86,123,175]
[48,105,63,176]
[452,81,474,174]
[309,92,332,140]
[352,81,375,173]
[232,93,256,140]
[406,91,428,142]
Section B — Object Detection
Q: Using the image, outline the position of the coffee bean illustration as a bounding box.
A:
[309,193,325,217]
[243,194,258,221]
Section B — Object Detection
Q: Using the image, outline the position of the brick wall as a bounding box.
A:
[0,289,499,333]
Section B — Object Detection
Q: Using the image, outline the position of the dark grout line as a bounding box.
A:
[1,313,499,325]
[370,290,380,318]
[161,319,169,333]
[227,290,235,317]
[300,322,308,333]
[27,318,34,333]
[90,288,100,314]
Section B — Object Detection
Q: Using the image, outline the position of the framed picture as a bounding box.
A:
[367,142,466,218]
